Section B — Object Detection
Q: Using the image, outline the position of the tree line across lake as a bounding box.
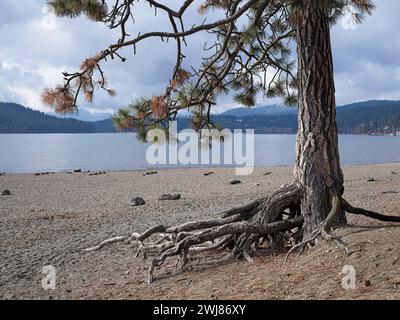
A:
[0,102,115,134]
[1,100,400,135]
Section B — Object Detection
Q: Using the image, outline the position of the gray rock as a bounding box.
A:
[2,190,11,196]
[230,180,242,185]
[382,191,399,194]
[204,172,214,176]
[159,194,181,201]
[367,177,376,182]
[143,171,158,176]
[131,197,146,206]
[90,172,106,176]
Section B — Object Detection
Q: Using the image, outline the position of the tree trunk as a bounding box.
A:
[294,1,346,239]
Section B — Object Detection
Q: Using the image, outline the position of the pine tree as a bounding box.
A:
[45,0,400,283]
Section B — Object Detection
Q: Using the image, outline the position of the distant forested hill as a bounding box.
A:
[1,100,400,134]
[0,102,120,134]
[337,100,400,134]
[0,102,96,133]
[93,118,118,133]
[211,100,400,134]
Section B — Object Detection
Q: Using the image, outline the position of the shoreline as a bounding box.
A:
[1,161,399,176]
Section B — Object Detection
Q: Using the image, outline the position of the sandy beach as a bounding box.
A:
[1,164,400,300]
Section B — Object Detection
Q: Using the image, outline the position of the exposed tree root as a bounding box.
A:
[84,182,400,284]
[147,217,304,283]
[85,236,128,252]
[285,196,400,261]
[285,193,347,262]
[341,198,400,222]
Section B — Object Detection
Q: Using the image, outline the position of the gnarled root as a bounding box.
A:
[143,182,304,283]
[285,195,400,262]
[85,182,304,283]
[285,193,347,262]
[341,198,400,222]
[84,181,400,284]
[147,216,304,284]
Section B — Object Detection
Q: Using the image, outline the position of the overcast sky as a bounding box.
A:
[1,0,400,120]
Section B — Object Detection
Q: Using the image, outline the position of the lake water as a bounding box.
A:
[0,134,399,173]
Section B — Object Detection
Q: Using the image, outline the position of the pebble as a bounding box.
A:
[382,191,398,194]
[159,194,181,201]
[131,197,146,206]
[143,171,158,176]
[89,172,107,176]
[2,190,11,196]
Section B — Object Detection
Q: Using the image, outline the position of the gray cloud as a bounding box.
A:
[0,0,399,119]
[331,0,400,104]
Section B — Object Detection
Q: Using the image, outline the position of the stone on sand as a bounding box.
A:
[131,197,146,206]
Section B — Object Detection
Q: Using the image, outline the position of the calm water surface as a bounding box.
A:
[0,134,399,173]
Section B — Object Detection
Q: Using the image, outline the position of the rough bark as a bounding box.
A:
[293,0,346,239]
